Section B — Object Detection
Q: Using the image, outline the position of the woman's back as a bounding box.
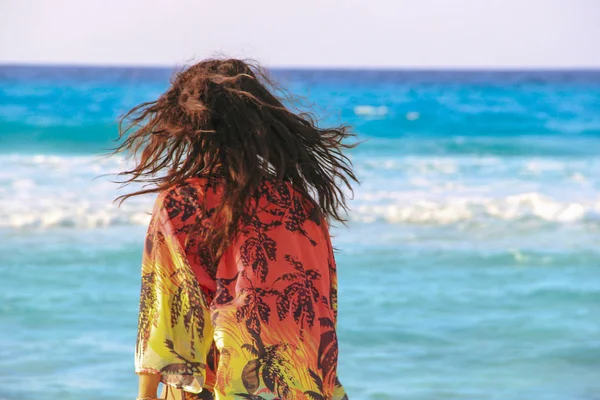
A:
[136,176,347,399]
[115,58,357,400]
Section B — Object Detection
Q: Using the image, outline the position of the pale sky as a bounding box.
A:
[1,0,599,68]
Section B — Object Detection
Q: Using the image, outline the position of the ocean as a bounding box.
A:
[1,66,599,400]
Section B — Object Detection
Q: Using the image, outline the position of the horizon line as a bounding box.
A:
[1,61,600,72]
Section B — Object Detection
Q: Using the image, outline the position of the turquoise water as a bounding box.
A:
[1,66,600,399]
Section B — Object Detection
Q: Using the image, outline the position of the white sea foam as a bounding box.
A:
[351,192,591,224]
[1,153,599,230]
[406,111,420,121]
[0,154,154,229]
[354,105,389,118]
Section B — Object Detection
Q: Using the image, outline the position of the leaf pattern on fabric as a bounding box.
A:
[165,185,202,223]
[135,177,348,399]
[214,272,239,306]
[161,339,207,375]
[275,255,321,336]
[136,270,158,353]
[169,279,206,358]
[240,331,295,399]
[240,215,281,282]
[318,317,339,394]
[233,394,266,400]
[255,182,319,246]
[183,390,215,400]
[304,368,326,400]
[236,272,278,336]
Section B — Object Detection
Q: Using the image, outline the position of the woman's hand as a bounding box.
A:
[137,372,161,399]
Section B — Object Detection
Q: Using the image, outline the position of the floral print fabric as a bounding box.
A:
[135,177,347,400]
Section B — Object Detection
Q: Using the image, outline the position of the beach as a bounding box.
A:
[1,66,599,399]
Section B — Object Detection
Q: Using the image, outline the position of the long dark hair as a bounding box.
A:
[114,58,358,259]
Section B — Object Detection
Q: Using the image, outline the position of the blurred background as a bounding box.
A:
[1,1,600,399]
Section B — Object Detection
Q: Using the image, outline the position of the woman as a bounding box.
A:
[116,59,357,400]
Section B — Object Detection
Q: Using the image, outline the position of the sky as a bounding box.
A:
[1,0,599,69]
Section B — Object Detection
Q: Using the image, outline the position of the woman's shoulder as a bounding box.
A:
[156,177,222,217]
[161,176,222,197]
